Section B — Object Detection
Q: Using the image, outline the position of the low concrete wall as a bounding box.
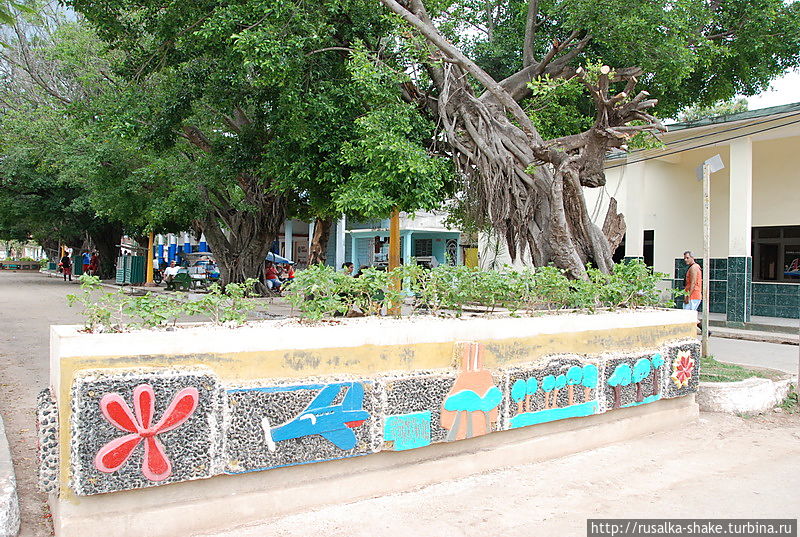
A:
[698,378,793,414]
[41,309,701,536]
[0,415,20,537]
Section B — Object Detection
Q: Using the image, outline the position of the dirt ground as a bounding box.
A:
[0,271,798,537]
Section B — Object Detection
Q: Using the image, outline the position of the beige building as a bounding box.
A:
[478,102,799,323]
[587,102,800,323]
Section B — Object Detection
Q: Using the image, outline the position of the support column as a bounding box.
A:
[350,233,358,269]
[623,160,646,261]
[167,234,177,263]
[308,221,315,251]
[183,232,192,257]
[727,137,753,324]
[335,215,346,270]
[283,221,293,260]
[403,232,412,266]
[157,235,165,266]
[199,233,208,253]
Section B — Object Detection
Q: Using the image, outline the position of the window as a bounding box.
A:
[752,226,800,282]
[413,238,432,257]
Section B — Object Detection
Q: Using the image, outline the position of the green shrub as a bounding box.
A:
[67,274,259,332]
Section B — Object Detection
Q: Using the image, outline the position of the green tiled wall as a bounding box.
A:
[726,256,752,323]
[675,257,799,319]
[752,282,800,319]
[672,258,726,313]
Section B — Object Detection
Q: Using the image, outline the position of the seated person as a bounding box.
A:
[163,261,181,284]
[264,261,282,291]
[280,263,295,285]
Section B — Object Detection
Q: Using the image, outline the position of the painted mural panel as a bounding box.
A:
[603,351,667,411]
[225,379,381,474]
[379,370,456,450]
[69,368,225,496]
[57,336,701,496]
[441,343,502,440]
[502,355,602,430]
[663,340,701,399]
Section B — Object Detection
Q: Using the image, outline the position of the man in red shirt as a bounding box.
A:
[683,251,702,311]
[264,261,282,292]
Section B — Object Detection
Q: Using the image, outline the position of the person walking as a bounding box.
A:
[59,252,73,282]
[88,251,100,276]
[682,250,702,311]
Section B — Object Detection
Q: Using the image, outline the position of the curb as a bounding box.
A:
[0,415,19,537]
[698,377,794,414]
[711,329,798,346]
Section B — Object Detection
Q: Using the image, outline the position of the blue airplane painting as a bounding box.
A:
[262,382,370,452]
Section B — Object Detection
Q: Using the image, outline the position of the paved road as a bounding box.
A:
[709,336,799,375]
[0,271,798,537]
[0,271,84,536]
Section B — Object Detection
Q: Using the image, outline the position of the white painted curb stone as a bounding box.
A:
[0,415,19,537]
[698,377,793,414]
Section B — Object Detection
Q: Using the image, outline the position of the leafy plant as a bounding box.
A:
[183,279,260,325]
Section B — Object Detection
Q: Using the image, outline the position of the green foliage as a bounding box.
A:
[699,355,772,383]
[778,386,799,415]
[286,259,672,320]
[67,274,259,332]
[677,98,749,122]
[66,275,125,332]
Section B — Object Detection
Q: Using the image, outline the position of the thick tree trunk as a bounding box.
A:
[377,0,664,279]
[88,223,123,280]
[198,195,286,286]
[602,197,626,254]
[307,217,333,266]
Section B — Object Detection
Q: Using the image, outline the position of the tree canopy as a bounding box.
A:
[1,0,797,281]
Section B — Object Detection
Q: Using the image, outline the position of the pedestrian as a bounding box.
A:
[341,261,354,276]
[59,252,73,282]
[82,251,91,274]
[88,251,100,276]
[682,251,702,311]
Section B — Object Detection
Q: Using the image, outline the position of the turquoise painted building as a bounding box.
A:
[323,211,463,269]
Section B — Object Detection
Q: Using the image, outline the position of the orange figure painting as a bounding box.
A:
[441,342,502,441]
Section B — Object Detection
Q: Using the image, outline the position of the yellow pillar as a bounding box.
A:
[388,208,401,316]
[144,231,156,286]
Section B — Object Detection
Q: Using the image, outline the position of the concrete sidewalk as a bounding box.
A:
[709,312,799,345]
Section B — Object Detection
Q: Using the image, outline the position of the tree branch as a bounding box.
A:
[378,0,537,136]
[522,0,539,68]
[181,125,213,153]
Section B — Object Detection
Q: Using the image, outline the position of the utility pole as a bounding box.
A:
[388,208,401,316]
[701,162,711,358]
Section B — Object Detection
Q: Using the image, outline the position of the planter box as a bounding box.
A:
[698,377,793,414]
[41,309,701,537]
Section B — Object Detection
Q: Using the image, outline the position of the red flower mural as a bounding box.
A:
[94,384,199,482]
[670,350,695,388]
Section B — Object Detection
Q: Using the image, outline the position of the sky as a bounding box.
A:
[744,69,800,110]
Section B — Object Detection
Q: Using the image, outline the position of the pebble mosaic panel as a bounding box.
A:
[36,388,59,494]
[225,378,381,474]
[69,368,225,495]
[663,340,701,399]
[378,370,457,450]
[501,355,602,430]
[49,339,701,496]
